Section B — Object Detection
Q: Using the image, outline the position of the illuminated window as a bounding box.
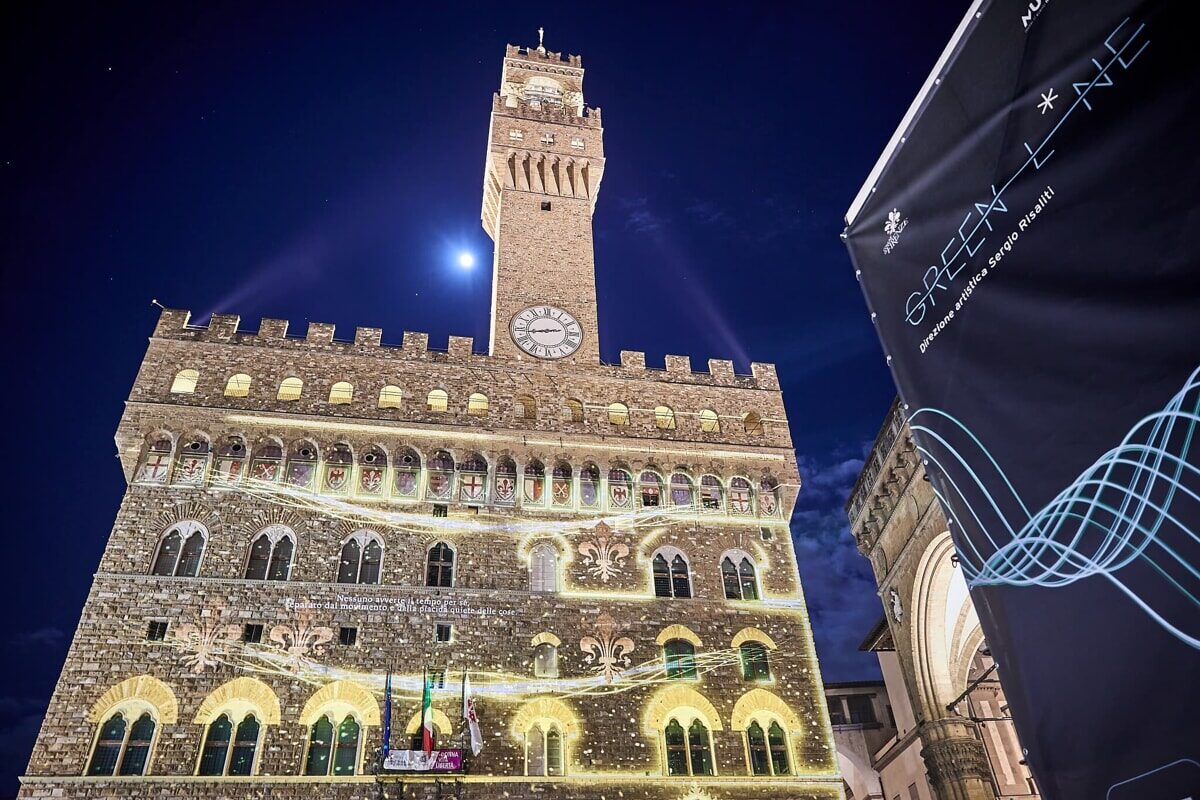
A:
[426,542,455,587]
[426,389,448,412]
[286,441,318,489]
[670,473,695,507]
[607,402,629,425]
[746,721,769,775]
[509,129,524,141]
[277,377,303,401]
[654,406,676,430]
[198,713,260,776]
[523,459,546,505]
[531,544,558,592]
[87,711,156,776]
[244,526,295,581]
[699,475,723,511]
[136,436,173,483]
[324,443,353,493]
[747,721,790,775]
[608,467,632,508]
[564,399,584,422]
[467,392,489,416]
[570,137,584,150]
[699,409,720,433]
[459,453,488,502]
[337,532,382,585]
[739,642,771,681]
[515,394,537,420]
[742,411,764,436]
[151,521,206,577]
[494,457,517,504]
[664,718,713,776]
[170,368,198,394]
[729,477,754,515]
[329,381,354,405]
[758,478,780,517]
[393,447,421,498]
[652,551,692,599]
[540,132,555,145]
[663,640,697,680]
[525,723,565,776]
[533,642,558,677]
[224,373,251,398]
[551,462,573,506]
[378,384,402,409]
[426,450,454,500]
[304,714,359,776]
[722,556,760,601]
[639,471,662,507]
[173,434,210,486]
[579,463,600,508]
[214,436,247,485]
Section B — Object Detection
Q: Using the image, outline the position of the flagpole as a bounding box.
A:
[460,669,468,752]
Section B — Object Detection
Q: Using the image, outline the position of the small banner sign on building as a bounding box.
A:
[382,749,463,772]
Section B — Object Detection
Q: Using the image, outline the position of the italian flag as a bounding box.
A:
[420,669,434,755]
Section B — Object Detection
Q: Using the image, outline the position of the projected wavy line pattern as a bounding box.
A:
[908,366,1200,650]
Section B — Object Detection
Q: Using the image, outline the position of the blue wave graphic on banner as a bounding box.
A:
[910,366,1200,650]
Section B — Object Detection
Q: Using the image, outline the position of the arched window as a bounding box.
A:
[277,377,303,401]
[224,373,251,398]
[551,462,573,506]
[286,441,318,489]
[250,441,283,482]
[699,475,723,511]
[664,719,687,776]
[699,409,720,433]
[664,718,714,776]
[608,467,632,509]
[323,443,353,493]
[739,642,771,681]
[426,389,448,412]
[742,411,764,436]
[663,639,697,680]
[174,434,210,486]
[670,473,695,507]
[523,459,545,505]
[170,369,199,394]
[729,477,754,515]
[525,723,565,776]
[459,453,488,502]
[467,392,489,416]
[746,721,769,775]
[136,437,173,483]
[654,406,676,430]
[393,448,421,498]
[579,463,600,508]
[151,522,206,577]
[214,436,247,484]
[337,532,383,585]
[607,402,629,425]
[758,478,780,517]
[531,544,558,593]
[199,712,260,776]
[515,394,537,420]
[358,446,386,495]
[639,471,662,507]
[746,720,790,775]
[378,385,403,409]
[426,542,454,587]
[564,398,584,423]
[494,457,517,504]
[767,721,790,775]
[722,556,760,601]
[426,450,454,500]
[329,381,354,405]
[87,710,156,776]
[652,551,691,598]
[304,714,360,776]
[245,525,295,582]
[533,642,558,677]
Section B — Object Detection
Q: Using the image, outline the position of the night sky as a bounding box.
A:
[1,2,962,792]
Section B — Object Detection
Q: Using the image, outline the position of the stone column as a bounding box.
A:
[919,717,996,800]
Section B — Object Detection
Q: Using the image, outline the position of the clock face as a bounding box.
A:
[510,305,582,359]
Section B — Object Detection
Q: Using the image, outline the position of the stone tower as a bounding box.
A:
[19,35,842,800]
[482,39,604,363]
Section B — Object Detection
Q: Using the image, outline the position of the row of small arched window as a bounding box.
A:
[168,368,766,435]
[139,434,783,517]
[150,522,765,601]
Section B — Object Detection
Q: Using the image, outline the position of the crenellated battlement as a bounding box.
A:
[154,308,781,391]
[491,94,601,126]
[505,43,582,69]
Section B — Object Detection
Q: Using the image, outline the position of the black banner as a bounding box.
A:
[843,1,1199,797]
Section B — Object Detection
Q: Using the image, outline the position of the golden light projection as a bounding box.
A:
[89,675,179,724]
[193,677,281,725]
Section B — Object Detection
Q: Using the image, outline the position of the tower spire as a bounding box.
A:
[537,26,545,53]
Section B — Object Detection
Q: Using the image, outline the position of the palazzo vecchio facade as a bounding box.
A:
[21,38,841,800]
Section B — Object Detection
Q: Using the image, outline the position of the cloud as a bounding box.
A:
[11,627,65,649]
[684,199,733,228]
[619,196,666,234]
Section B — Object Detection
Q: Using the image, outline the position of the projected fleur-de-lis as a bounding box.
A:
[577,530,629,582]
[579,612,635,683]
[884,208,903,235]
[173,616,240,674]
[681,782,717,800]
[269,613,335,665]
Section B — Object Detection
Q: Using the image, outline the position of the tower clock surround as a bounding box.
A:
[509,304,583,359]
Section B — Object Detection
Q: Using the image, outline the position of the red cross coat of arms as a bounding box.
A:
[138,454,170,483]
[460,472,485,501]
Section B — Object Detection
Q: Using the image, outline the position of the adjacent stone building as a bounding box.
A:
[844,402,1039,800]
[20,36,841,800]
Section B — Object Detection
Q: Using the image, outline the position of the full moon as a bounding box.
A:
[457,251,475,269]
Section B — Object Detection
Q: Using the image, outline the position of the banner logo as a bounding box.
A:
[883,208,909,254]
